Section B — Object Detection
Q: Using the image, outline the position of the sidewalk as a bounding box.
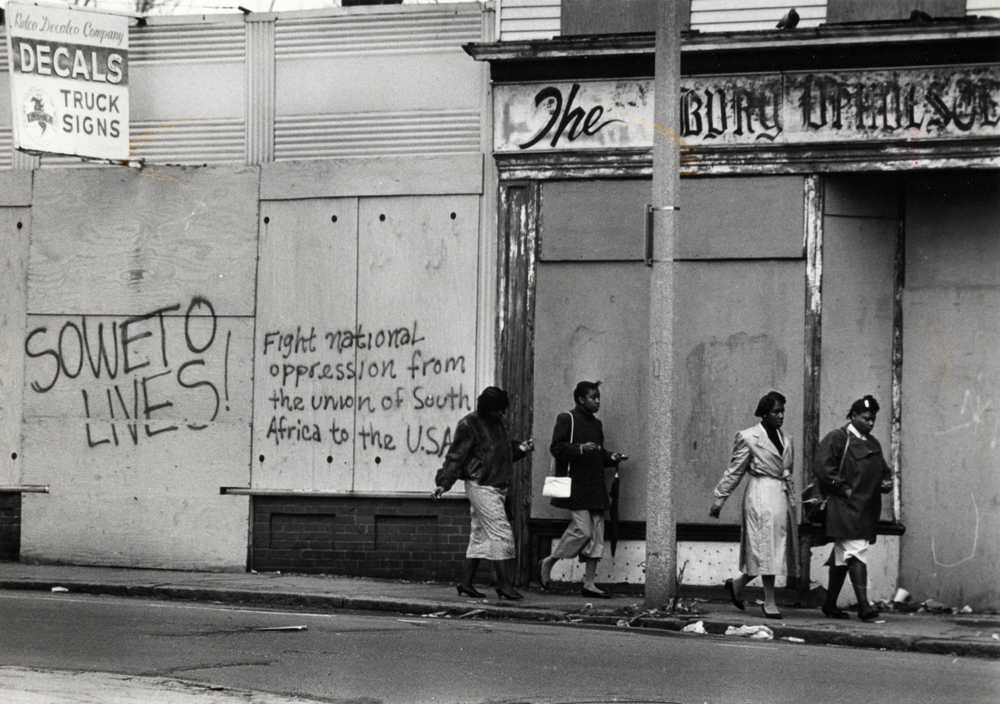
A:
[2,562,998,659]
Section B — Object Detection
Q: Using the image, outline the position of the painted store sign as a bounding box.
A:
[495,64,1000,152]
[5,1,129,160]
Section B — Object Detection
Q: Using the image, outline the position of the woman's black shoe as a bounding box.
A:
[724,578,745,611]
[496,587,524,601]
[456,583,485,599]
[858,604,879,622]
[581,586,612,599]
[821,604,850,619]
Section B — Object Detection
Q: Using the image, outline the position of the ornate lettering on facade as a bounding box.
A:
[494,65,1000,152]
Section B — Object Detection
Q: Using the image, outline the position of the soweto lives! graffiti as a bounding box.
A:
[261,321,471,459]
[24,296,230,448]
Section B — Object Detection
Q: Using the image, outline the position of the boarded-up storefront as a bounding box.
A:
[471,20,1000,607]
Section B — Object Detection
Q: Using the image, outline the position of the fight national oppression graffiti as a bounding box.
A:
[260,320,471,459]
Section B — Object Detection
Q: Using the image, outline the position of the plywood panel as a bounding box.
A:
[0,208,29,486]
[252,198,359,492]
[530,262,650,520]
[901,288,1000,609]
[674,260,805,524]
[540,180,648,261]
[906,173,1000,289]
[0,171,31,206]
[353,195,480,493]
[819,209,896,445]
[29,167,259,317]
[261,155,484,200]
[678,176,805,259]
[20,316,253,569]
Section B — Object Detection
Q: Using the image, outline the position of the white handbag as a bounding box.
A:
[541,412,574,499]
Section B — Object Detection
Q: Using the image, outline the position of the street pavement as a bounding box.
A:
[1,561,998,660]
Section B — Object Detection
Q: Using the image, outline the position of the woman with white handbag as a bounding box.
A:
[539,381,627,598]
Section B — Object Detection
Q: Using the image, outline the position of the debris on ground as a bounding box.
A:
[251,625,307,632]
[782,636,805,643]
[960,605,974,614]
[922,598,951,614]
[681,621,707,634]
[50,586,69,593]
[421,610,449,618]
[724,624,774,640]
[456,609,485,620]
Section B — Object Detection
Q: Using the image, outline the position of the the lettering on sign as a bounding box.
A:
[519,84,624,149]
[260,321,471,459]
[681,78,784,142]
[24,297,231,448]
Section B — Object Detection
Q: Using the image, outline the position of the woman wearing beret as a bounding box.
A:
[709,391,798,619]
[814,395,893,621]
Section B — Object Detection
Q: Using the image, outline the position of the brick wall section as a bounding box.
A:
[251,496,475,581]
[0,494,21,561]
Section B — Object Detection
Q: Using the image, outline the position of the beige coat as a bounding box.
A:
[714,424,798,576]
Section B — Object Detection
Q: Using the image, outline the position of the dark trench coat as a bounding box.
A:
[814,425,892,542]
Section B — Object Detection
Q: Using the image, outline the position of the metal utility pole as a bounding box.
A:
[644,0,683,609]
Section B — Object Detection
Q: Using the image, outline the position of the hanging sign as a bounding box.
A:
[5,1,129,160]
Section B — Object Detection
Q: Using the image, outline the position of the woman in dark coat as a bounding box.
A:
[538,381,626,598]
[814,395,893,621]
[434,387,534,600]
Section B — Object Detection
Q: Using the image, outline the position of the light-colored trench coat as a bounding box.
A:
[713,424,798,577]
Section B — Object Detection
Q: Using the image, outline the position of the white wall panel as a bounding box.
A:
[968,0,1000,17]
[691,0,826,31]
[498,0,561,41]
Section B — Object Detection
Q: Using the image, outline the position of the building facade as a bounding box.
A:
[1,0,998,609]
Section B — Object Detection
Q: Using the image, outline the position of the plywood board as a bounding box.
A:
[261,155,483,200]
[29,166,259,316]
[677,176,805,259]
[0,172,32,207]
[530,261,650,520]
[252,199,359,492]
[20,316,253,569]
[673,260,805,524]
[820,203,896,445]
[0,208,29,485]
[353,195,480,493]
[539,180,649,261]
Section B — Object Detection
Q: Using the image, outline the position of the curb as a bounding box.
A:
[4,579,999,660]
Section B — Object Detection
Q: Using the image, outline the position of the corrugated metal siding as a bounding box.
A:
[498,0,561,41]
[275,9,482,57]
[0,33,8,73]
[0,130,12,171]
[968,0,1000,18]
[274,108,479,160]
[34,118,245,168]
[130,24,245,64]
[690,0,826,31]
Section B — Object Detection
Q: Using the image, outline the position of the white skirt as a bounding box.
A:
[465,481,515,561]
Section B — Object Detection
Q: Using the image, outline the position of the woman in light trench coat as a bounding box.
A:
[709,390,798,619]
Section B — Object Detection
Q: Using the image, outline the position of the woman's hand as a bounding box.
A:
[519,438,535,453]
[611,452,628,463]
[432,486,446,499]
[708,497,725,518]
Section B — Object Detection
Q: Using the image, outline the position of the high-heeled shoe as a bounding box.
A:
[724,578,745,611]
[456,583,485,598]
[495,587,523,601]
